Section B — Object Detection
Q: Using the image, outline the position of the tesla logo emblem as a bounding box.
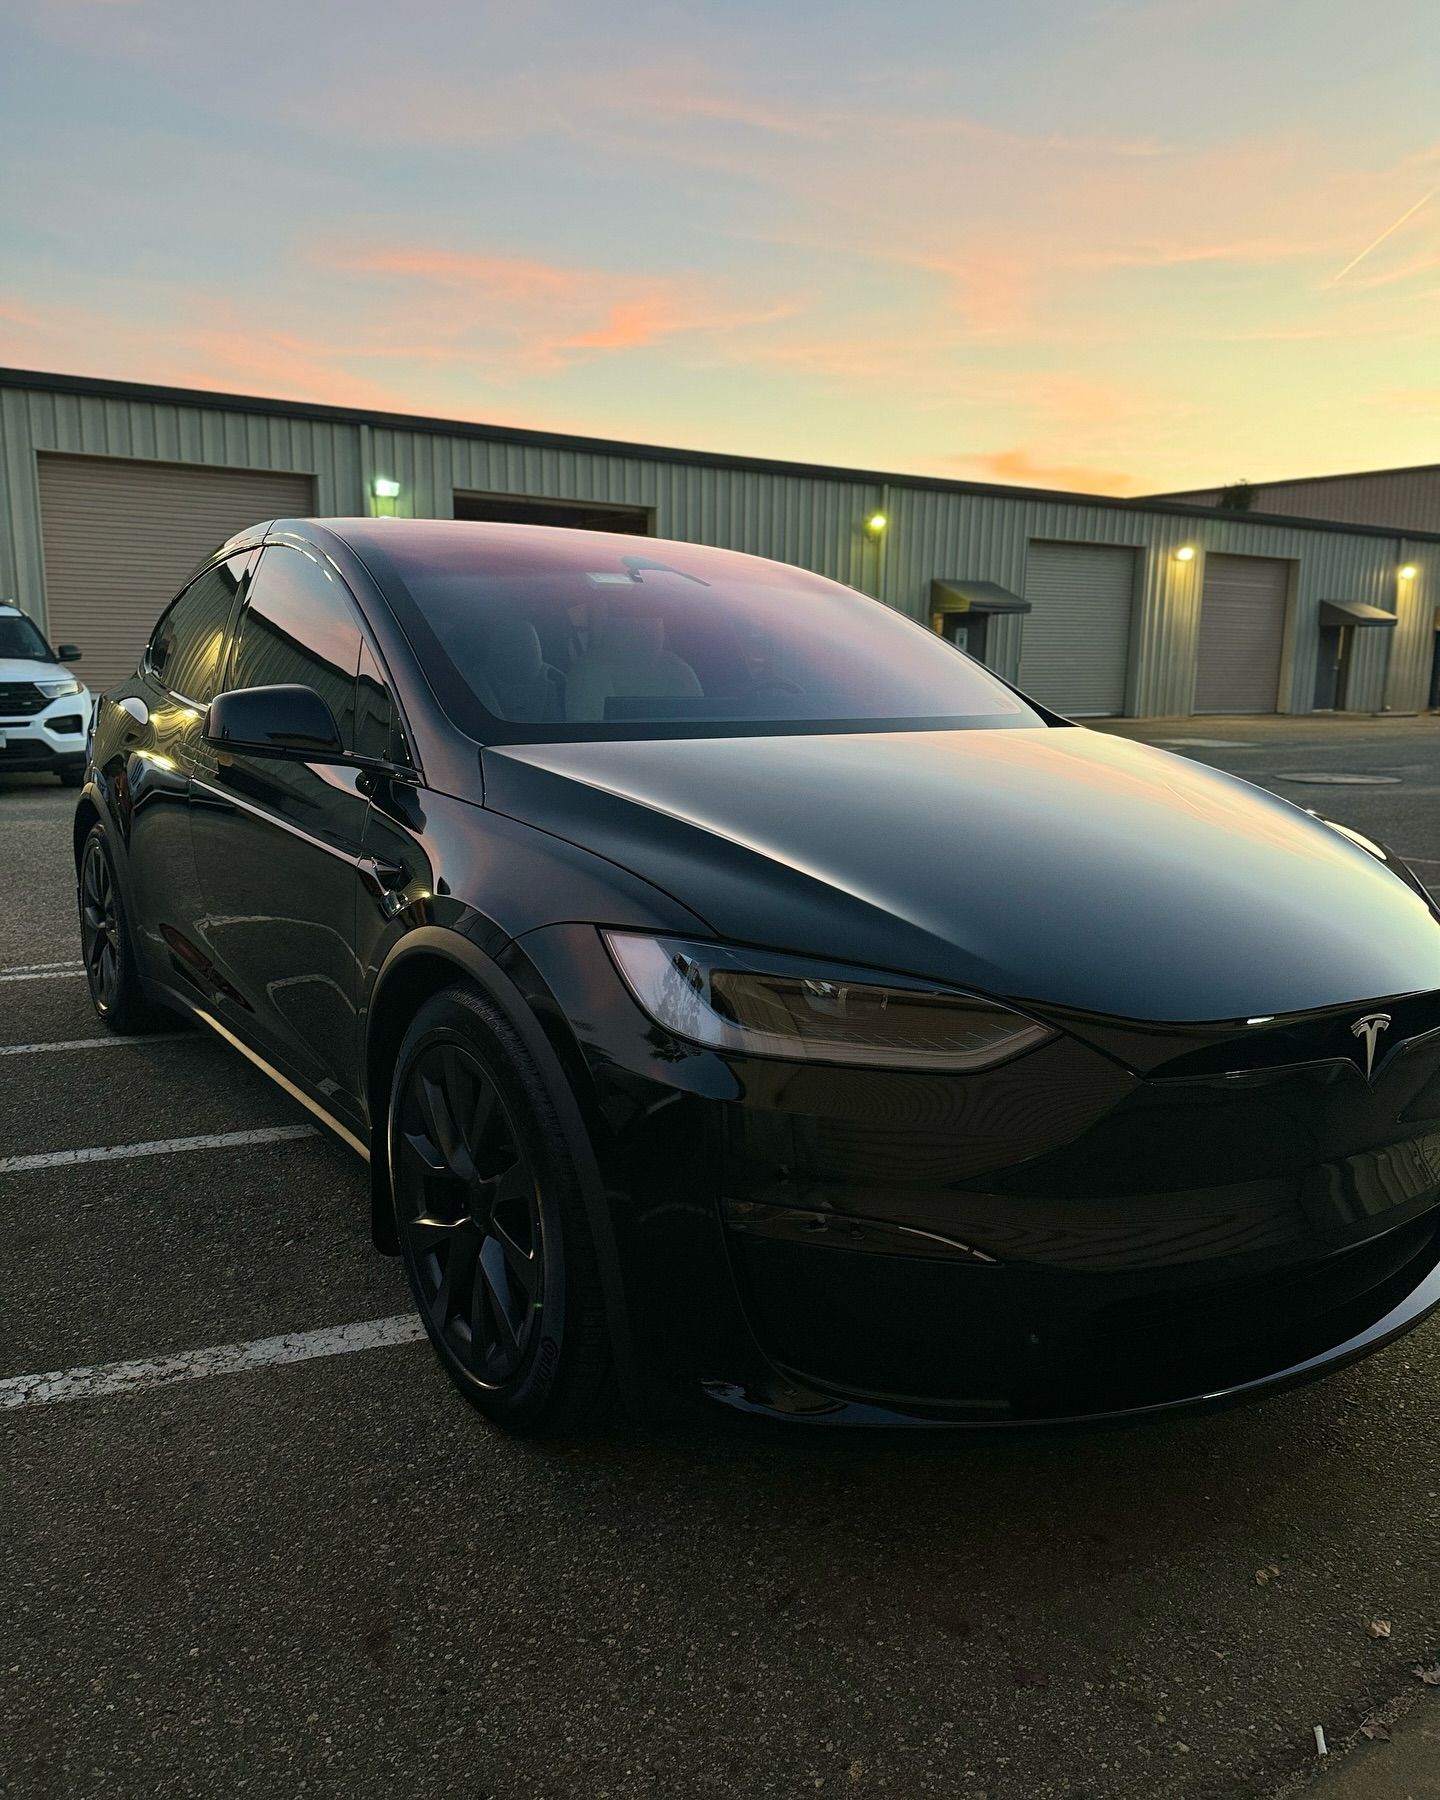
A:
[1350,1013,1392,1081]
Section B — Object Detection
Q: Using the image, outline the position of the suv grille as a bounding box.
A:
[0,682,46,718]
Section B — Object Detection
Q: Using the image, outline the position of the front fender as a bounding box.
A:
[364,924,645,1414]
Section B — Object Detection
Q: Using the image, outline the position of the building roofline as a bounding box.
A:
[5,364,1440,546]
[1153,461,1440,499]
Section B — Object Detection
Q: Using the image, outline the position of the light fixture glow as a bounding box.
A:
[372,476,401,500]
[1174,544,1197,563]
[865,511,888,536]
[1399,563,1418,579]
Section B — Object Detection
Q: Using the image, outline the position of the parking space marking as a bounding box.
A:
[0,961,84,984]
[0,1034,192,1057]
[0,1314,425,1410]
[0,1124,318,1174]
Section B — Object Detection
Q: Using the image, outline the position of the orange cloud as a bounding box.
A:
[948,448,1142,496]
[332,243,793,369]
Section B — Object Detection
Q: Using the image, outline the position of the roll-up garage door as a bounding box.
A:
[1193,553,1290,714]
[37,454,316,692]
[1019,541,1136,716]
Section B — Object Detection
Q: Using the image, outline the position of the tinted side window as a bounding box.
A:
[354,639,412,768]
[147,556,250,701]
[229,547,362,748]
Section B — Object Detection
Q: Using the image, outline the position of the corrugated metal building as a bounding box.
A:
[1157,465,1440,537]
[2,366,1436,718]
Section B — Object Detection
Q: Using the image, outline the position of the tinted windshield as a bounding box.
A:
[355,528,1045,743]
[0,614,54,662]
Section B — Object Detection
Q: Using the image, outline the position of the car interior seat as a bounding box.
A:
[479,619,565,721]
[565,615,702,721]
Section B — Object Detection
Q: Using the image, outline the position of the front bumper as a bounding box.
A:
[508,924,1440,1425]
[0,690,89,774]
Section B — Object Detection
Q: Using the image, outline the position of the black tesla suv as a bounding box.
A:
[76,518,1440,1432]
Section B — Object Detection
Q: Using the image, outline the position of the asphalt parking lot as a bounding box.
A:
[3,716,1439,1800]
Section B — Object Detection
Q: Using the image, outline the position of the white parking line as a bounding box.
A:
[0,1124,317,1174]
[0,1034,191,1057]
[0,962,84,983]
[0,1315,425,1410]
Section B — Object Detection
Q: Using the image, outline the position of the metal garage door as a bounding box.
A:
[1019,542,1136,716]
[1193,553,1290,713]
[37,454,316,692]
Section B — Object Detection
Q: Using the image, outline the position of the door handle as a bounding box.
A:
[358,854,410,919]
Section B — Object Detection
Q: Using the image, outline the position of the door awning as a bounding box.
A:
[1319,599,1397,628]
[930,579,1032,615]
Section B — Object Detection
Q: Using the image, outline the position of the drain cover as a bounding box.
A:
[1156,737,1255,749]
[1275,772,1401,786]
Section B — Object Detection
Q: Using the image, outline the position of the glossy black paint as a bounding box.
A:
[79,518,1440,1427]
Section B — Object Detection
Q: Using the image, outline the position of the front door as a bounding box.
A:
[190,543,370,1121]
[1313,625,1342,709]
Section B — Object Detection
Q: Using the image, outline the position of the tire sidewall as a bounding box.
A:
[389,992,575,1429]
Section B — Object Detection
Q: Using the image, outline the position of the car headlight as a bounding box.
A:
[38,678,83,699]
[603,932,1054,1071]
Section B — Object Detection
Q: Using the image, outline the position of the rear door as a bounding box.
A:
[189,543,370,1118]
[100,553,253,987]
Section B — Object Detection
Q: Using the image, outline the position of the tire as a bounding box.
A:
[58,764,85,789]
[388,984,612,1436]
[78,824,162,1033]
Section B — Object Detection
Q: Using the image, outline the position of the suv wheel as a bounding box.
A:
[389,985,612,1436]
[78,824,161,1033]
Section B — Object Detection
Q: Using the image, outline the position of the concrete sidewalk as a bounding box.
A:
[1308,1696,1440,1798]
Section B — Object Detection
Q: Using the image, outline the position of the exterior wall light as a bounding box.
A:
[1399,564,1418,579]
[865,512,888,536]
[372,477,401,500]
[1174,544,1197,562]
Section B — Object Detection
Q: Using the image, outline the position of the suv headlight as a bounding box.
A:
[603,933,1053,1071]
[38,678,83,699]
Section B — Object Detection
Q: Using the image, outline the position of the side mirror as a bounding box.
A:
[204,684,345,760]
[57,644,82,663]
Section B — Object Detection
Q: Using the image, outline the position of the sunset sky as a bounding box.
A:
[2,0,1437,494]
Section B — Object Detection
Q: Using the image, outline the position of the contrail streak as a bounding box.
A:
[1328,189,1435,285]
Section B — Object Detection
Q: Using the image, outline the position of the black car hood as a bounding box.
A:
[486,726,1440,1022]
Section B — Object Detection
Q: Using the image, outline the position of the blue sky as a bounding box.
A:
[2,0,1437,490]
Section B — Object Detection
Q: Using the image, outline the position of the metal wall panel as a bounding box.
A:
[36,453,315,691]
[1160,469,1440,536]
[1019,542,1137,715]
[1193,554,1290,713]
[0,374,1434,721]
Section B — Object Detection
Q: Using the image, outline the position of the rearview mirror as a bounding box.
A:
[57,644,82,662]
[204,684,345,760]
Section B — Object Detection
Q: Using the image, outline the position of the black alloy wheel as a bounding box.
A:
[389,986,611,1434]
[80,835,120,1013]
[397,1040,543,1385]
[78,825,158,1033]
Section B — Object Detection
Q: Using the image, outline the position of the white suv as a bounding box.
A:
[0,603,92,787]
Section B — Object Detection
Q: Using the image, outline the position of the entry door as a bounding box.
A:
[1194,554,1290,713]
[1019,543,1136,716]
[190,544,369,1118]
